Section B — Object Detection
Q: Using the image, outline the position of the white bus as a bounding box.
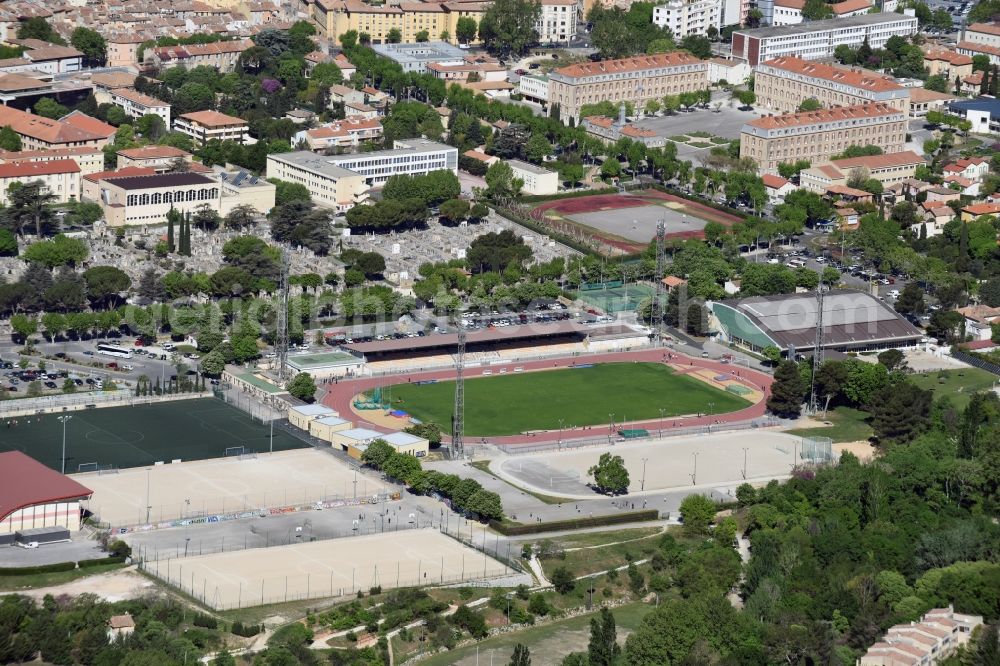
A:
[96,343,134,359]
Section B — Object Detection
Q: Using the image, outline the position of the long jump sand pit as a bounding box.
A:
[144,529,511,610]
[496,432,810,498]
[78,449,390,527]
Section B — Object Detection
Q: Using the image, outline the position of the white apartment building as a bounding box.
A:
[518,74,550,104]
[859,606,983,666]
[772,0,804,25]
[173,111,249,146]
[296,117,384,152]
[266,139,458,211]
[731,14,920,66]
[0,159,80,204]
[109,88,171,127]
[653,0,722,37]
[537,0,578,44]
[508,159,559,195]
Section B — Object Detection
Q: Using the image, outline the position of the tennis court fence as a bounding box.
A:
[0,390,208,418]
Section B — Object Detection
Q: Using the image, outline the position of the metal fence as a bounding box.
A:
[951,350,1000,377]
[0,389,208,417]
[498,417,781,455]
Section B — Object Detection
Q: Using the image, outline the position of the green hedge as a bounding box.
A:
[0,561,76,576]
[519,187,617,204]
[489,509,660,536]
[77,555,127,568]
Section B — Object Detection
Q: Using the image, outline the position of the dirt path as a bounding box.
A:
[10,567,158,602]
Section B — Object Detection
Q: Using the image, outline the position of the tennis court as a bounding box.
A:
[574,283,655,313]
[81,448,384,527]
[0,398,306,472]
[144,529,511,610]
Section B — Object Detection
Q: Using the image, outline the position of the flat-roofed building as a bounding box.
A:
[518,74,549,104]
[508,159,560,195]
[770,0,803,25]
[731,14,919,67]
[116,145,194,171]
[288,404,339,431]
[549,51,708,122]
[740,102,907,174]
[346,431,429,460]
[81,167,157,202]
[799,150,925,192]
[652,0,722,37]
[859,606,983,666]
[0,159,80,204]
[296,117,384,152]
[327,426,385,451]
[216,168,276,216]
[371,41,469,73]
[97,172,220,226]
[538,0,578,43]
[109,88,171,127]
[174,111,249,146]
[754,56,910,114]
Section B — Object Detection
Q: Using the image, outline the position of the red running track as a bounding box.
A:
[320,349,773,447]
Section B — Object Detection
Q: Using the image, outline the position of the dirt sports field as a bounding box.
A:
[80,449,389,527]
[144,529,511,610]
[531,190,741,254]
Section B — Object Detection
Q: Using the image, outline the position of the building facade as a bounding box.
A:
[145,39,253,72]
[859,606,983,666]
[537,0,578,43]
[548,51,708,121]
[517,74,550,104]
[0,159,80,204]
[109,88,172,127]
[97,172,221,226]
[799,150,925,192]
[740,102,907,174]
[0,105,108,151]
[754,56,910,114]
[652,0,722,37]
[296,117,384,152]
[173,111,249,146]
[508,159,559,195]
[370,41,470,73]
[312,0,487,47]
[731,14,920,66]
[0,146,103,176]
[116,145,194,171]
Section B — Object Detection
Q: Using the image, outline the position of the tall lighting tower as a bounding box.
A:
[451,319,466,458]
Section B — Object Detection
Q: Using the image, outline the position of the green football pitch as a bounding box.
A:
[386,363,751,436]
[0,398,307,472]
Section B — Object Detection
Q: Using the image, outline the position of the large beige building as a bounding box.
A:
[548,52,708,122]
[740,103,907,174]
[799,150,925,192]
[754,56,910,115]
[0,106,108,151]
[0,159,80,204]
[174,111,249,146]
[0,146,104,177]
[144,39,253,72]
[312,0,487,46]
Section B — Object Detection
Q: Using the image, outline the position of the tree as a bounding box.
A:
[798,97,822,112]
[71,27,106,66]
[600,157,622,180]
[465,489,504,520]
[767,359,804,417]
[200,350,226,376]
[0,125,21,151]
[288,372,316,402]
[524,132,552,164]
[225,203,258,229]
[679,35,711,59]
[415,29,429,42]
[361,439,396,469]
[870,381,932,443]
[550,566,575,594]
[588,608,620,666]
[762,346,782,365]
[387,28,402,43]
[17,17,66,44]
[509,644,531,666]
[736,90,756,108]
[484,160,523,205]
[679,494,715,534]
[877,348,906,373]
[456,16,478,43]
[82,265,131,309]
[4,181,57,237]
[588,452,629,494]
[32,98,68,120]
[22,234,87,267]
[479,0,542,59]
[439,198,470,224]
[0,229,17,256]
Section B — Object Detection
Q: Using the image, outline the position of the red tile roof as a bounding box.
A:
[923,48,973,66]
[963,202,1000,215]
[60,112,116,139]
[747,102,903,129]
[0,158,80,178]
[829,150,925,170]
[179,110,246,127]
[760,56,903,92]
[83,166,156,183]
[0,106,105,145]
[831,0,872,14]
[554,51,702,79]
[762,174,790,189]
[0,451,92,523]
[966,22,1000,36]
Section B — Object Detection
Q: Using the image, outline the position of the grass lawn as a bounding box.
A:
[417,602,654,666]
[545,527,664,549]
[539,532,665,579]
[910,368,997,410]
[788,407,873,443]
[386,363,749,436]
[0,563,126,591]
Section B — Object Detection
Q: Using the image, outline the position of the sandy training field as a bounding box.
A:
[143,529,511,610]
[78,449,389,527]
[495,432,809,498]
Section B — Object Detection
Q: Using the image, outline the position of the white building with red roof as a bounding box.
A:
[859,606,983,666]
[762,174,795,203]
[0,451,92,540]
[0,158,80,204]
[296,117,383,152]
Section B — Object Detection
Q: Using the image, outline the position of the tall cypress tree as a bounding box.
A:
[166,207,177,252]
[980,68,989,97]
[990,65,999,97]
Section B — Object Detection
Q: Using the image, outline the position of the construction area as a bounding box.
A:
[493,431,819,498]
[80,449,390,528]
[141,529,513,610]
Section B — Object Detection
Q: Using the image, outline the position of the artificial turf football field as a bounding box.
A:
[386,362,751,436]
[0,398,306,472]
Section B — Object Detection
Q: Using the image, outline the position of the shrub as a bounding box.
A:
[77,556,126,568]
[193,613,218,629]
[0,562,76,576]
[231,621,262,637]
[527,593,549,616]
[551,566,575,594]
[369,585,382,595]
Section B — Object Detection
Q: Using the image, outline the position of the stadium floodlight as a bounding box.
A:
[57,415,72,475]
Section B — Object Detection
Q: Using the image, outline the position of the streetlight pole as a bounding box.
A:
[609,413,615,432]
[269,418,274,454]
[641,457,648,491]
[691,452,698,485]
[658,408,665,438]
[742,447,748,480]
[145,468,152,524]
[58,415,72,474]
[558,418,564,449]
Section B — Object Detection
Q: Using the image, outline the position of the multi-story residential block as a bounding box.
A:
[537,0,578,44]
[707,57,751,84]
[105,35,145,69]
[859,606,983,666]
[508,159,559,195]
[296,117,384,151]
[426,58,507,81]
[652,0,722,38]
[770,0,803,25]
[923,49,973,81]
[0,106,109,151]
[731,14,919,66]
[960,22,1000,48]
[754,56,910,114]
[11,40,83,74]
[948,97,1000,133]
[831,0,872,17]
[173,110,249,146]
[518,74,550,105]
[266,139,458,211]
[0,146,104,176]
[116,145,194,171]
[311,0,487,47]
[740,102,907,174]
[548,52,708,122]
[144,39,253,72]
[371,41,470,74]
[0,159,80,204]
[799,150,925,192]
[109,88,172,127]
